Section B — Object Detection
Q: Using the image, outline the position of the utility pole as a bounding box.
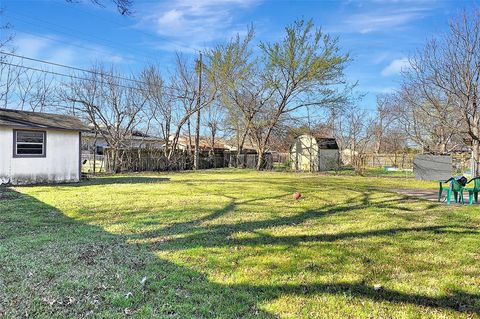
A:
[194,51,202,170]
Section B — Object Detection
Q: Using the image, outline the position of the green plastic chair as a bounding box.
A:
[464,177,480,205]
[438,178,465,204]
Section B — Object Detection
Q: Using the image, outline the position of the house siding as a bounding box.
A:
[0,126,80,185]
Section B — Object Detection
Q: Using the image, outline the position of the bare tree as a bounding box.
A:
[141,64,173,158]
[366,94,409,166]
[203,101,225,160]
[335,105,372,174]
[168,54,216,162]
[0,10,57,113]
[137,54,217,170]
[371,95,396,157]
[0,60,59,112]
[391,84,459,154]
[0,7,20,109]
[66,0,133,15]
[0,60,22,108]
[63,66,146,172]
[399,10,480,174]
[16,70,56,112]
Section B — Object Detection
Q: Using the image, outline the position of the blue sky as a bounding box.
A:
[0,0,472,113]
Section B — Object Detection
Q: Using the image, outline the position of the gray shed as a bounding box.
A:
[290,134,340,171]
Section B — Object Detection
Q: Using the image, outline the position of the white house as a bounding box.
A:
[290,134,340,171]
[0,108,89,185]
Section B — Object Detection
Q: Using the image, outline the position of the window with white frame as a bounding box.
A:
[14,130,46,157]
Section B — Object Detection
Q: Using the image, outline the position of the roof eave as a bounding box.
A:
[0,122,90,132]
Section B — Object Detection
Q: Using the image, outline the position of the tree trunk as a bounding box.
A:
[472,139,480,177]
[210,130,216,168]
[374,140,381,166]
[256,150,265,170]
[236,130,249,168]
[252,120,277,171]
[111,148,121,173]
[187,119,192,154]
[194,52,203,170]
[471,111,480,177]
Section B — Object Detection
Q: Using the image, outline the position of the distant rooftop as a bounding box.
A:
[0,108,89,132]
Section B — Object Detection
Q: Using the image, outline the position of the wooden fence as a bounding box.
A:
[82,149,274,174]
[225,153,273,170]
[83,149,472,175]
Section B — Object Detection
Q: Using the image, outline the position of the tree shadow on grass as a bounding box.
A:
[0,186,21,200]
[131,191,441,249]
[235,282,480,314]
[152,193,292,238]
[145,224,480,250]
[1,187,479,317]
[12,176,171,188]
[0,188,276,318]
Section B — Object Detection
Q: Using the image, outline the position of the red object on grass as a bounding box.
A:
[293,192,302,200]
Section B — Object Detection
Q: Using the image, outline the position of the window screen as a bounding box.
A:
[14,130,46,157]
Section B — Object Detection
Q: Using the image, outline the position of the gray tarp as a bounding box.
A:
[413,155,452,181]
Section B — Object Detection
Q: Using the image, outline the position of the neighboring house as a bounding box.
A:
[169,135,232,152]
[83,132,256,154]
[0,108,89,185]
[82,131,164,155]
[290,134,340,171]
[173,135,259,153]
[223,142,257,153]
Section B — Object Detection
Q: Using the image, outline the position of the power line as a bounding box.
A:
[6,6,201,55]
[1,50,144,85]
[5,12,161,62]
[0,51,195,96]
[59,4,201,53]
[1,61,139,90]
[0,60,191,99]
[12,30,146,65]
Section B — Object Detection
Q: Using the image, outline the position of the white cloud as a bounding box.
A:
[381,57,409,76]
[47,47,77,66]
[370,51,391,64]
[13,34,52,58]
[360,16,412,34]
[12,32,127,67]
[329,1,437,35]
[364,86,396,94]
[137,0,261,52]
[347,9,426,34]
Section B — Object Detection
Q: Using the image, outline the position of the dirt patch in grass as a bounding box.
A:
[391,187,474,205]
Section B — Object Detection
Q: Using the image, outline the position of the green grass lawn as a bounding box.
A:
[1,169,479,318]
